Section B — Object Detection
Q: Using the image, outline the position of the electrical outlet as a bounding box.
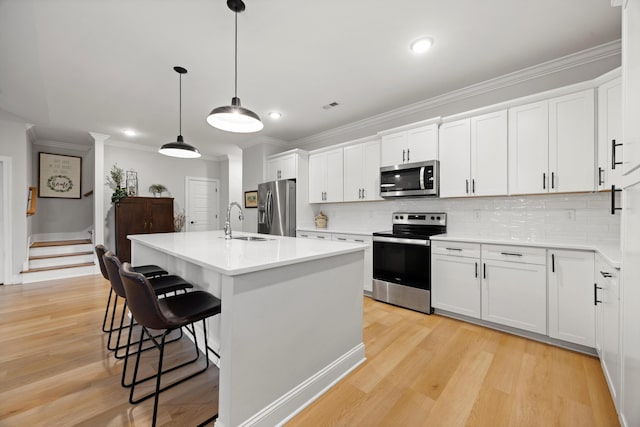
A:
[566,209,575,221]
[473,210,481,220]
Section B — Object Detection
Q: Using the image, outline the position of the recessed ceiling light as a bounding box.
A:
[410,37,433,54]
[123,129,136,137]
[268,111,282,120]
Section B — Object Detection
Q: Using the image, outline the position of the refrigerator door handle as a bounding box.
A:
[267,190,274,228]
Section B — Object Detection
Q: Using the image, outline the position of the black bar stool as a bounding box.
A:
[95,244,168,333]
[119,262,221,427]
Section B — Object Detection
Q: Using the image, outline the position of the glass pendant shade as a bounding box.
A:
[207,97,263,133]
[159,135,201,158]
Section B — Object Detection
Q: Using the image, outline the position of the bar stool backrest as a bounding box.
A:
[95,244,110,280]
[103,251,128,299]
[119,262,171,330]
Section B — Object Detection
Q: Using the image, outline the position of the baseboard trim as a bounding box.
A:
[237,343,366,427]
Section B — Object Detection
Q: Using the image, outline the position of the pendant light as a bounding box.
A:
[159,66,201,158]
[206,0,263,133]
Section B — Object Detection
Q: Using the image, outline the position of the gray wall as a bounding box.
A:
[31,143,94,237]
[103,142,223,250]
[241,144,281,232]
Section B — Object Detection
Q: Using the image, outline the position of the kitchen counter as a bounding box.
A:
[129,230,367,427]
[430,234,621,268]
[297,226,373,237]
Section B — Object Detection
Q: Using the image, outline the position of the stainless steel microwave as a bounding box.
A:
[380,160,439,198]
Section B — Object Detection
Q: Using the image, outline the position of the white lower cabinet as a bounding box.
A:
[481,245,547,334]
[431,242,481,318]
[548,249,595,347]
[595,254,621,410]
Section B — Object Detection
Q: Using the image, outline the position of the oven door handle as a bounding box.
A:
[373,236,430,246]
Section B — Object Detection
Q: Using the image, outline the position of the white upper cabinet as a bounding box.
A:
[471,110,508,196]
[439,119,471,198]
[343,139,382,202]
[508,100,550,195]
[598,76,623,189]
[548,89,595,193]
[379,121,439,167]
[309,148,344,203]
[439,110,507,198]
[266,152,297,181]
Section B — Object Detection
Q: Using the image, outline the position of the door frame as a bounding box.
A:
[184,176,220,232]
[0,156,13,284]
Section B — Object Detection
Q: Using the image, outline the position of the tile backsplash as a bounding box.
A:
[306,192,620,244]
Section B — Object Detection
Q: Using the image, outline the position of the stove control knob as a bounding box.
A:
[394,215,399,219]
[431,216,435,220]
[437,216,441,220]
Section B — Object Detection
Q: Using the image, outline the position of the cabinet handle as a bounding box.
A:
[355,239,365,243]
[407,148,410,162]
[475,262,478,278]
[483,263,486,279]
[551,172,555,189]
[317,236,326,239]
[465,179,469,194]
[149,221,152,232]
[612,139,623,170]
[543,172,546,190]
[403,149,406,163]
[445,247,462,251]
[600,270,612,278]
[144,220,147,230]
[472,179,475,194]
[598,167,604,186]
[362,188,365,199]
[336,237,347,241]
[594,283,603,306]
[551,253,555,273]
[500,252,523,257]
[611,185,622,215]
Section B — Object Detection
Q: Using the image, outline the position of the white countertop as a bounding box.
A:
[129,230,368,276]
[430,234,621,268]
[297,226,373,237]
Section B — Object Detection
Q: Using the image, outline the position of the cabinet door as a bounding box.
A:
[597,263,621,408]
[266,158,280,181]
[332,233,372,292]
[439,119,471,198]
[308,153,326,203]
[471,110,508,196]
[623,0,640,174]
[380,132,408,167]
[508,101,549,195]
[548,249,595,347]
[481,259,547,334]
[598,78,623,189]
[362,140,381,201]
[115,199,147,262]
[325,148,344,203]
[407,124,438,163]
[279,155,297,180]
[343,144,364,202]
[148,198,174,233]
[431,254,481,318]
[549,89,595,193]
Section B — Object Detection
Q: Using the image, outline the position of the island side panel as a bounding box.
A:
[218,251,365,427]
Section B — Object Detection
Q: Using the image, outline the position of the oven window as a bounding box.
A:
[373,241,430,289]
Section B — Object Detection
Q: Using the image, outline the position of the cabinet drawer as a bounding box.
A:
[331,233,372,245]
[297,231,331,240]
[482,244,546,265]
[431,241,480,258]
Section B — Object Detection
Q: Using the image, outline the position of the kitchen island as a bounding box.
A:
[128,230,367,427]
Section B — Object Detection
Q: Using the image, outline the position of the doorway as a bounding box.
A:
[185,177,220,232]
[0,157,12,285]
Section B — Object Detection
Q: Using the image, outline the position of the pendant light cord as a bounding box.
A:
[234,11,238,98]
[179,72,182,136]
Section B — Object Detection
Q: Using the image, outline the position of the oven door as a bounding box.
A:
[372,236,431,289]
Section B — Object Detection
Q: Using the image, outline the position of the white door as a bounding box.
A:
[549,89,595,193]
[343,144,364,202]
[471,110,508,196]
[598,78,623,189]
[431,254,481,318]
[508,101,549,194]
[325,148,344,203]
[407,124,438,163]
[308,153,326,203]
[380,132,407,167]
[363,140,381,201]
[185,177,219,231]
[439,118,471,198]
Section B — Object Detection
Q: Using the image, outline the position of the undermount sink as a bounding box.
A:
[232,236,271,241]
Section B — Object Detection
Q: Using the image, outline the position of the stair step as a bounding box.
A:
[30,243,94,258]
[21,263,97,284]
[30,239,92,248]
[29,252,95,269]
[29,251,93,260]
[22,262,95,273]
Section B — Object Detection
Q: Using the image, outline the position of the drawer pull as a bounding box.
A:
[355,239,365,243]
[594,283,603,306]
[475,262,478,278]
[336,237,347,241]
[317,236,326,239]
[600,271,612,278]
[500,252,523,257]
[446,247,463,251]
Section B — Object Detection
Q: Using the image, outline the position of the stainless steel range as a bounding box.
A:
[372,212,446,314]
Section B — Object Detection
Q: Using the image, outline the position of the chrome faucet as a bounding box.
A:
[224,202,244,239]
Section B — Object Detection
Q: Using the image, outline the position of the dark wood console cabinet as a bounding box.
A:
[115,197,174,262]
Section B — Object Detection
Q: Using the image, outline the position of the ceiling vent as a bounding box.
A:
[322,102,340,110]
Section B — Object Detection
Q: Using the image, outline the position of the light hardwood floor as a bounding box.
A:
[0,275,619,426]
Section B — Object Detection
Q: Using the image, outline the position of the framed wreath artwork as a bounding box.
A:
[38,152,82,199]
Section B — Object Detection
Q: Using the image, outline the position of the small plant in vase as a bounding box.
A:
[105,163,127,204]
[149,184,168,197]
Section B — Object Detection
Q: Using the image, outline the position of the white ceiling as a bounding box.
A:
[0,0,621,157]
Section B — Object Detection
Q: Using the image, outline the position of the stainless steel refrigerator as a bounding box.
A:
[257,179,296,236]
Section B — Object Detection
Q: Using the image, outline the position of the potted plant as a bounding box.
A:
[106,164,127,204]
[149,184,168,197]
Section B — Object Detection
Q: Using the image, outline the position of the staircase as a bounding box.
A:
[22,239,96,283]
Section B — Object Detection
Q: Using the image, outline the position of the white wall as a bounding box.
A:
[0,118,29,283]
[30,142,94,238]
[305,192,620,245]
[103,142,222,250]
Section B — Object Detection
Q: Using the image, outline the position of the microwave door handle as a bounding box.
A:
[420,166,425,190]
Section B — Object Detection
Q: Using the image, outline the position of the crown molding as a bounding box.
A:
[33,139,93,152]
[107,139,222,162]
[240,135,291,150]
[290,39,621,147]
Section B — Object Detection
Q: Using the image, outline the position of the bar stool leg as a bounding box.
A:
[101,288,113,333]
